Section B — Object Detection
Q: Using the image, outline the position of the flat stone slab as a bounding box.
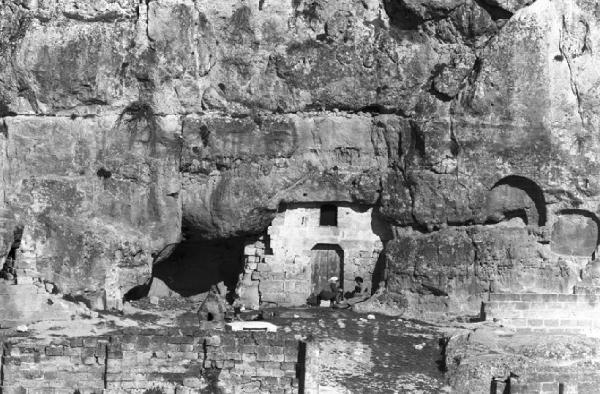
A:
[226,321,278,332]
[489,293,600,303]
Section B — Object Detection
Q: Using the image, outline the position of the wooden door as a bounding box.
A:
[310,245,343,295]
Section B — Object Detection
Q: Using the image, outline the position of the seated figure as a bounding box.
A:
[318,277,343,304]
[345,276,369,299]
[198,285,233,321]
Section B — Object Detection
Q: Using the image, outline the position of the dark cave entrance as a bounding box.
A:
[124,236,252,303]
[152,237,248,300]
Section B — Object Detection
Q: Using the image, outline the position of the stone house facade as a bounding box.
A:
[236,204,387,308]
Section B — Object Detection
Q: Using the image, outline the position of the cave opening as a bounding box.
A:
[151,237,250,301]
[124,235,255,303]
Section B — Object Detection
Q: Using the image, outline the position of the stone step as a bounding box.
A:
[484,293,600,335]
[489,293,600,303]
[484,302,600,319]
[493,317,600,335]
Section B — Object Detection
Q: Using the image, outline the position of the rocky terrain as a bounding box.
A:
[2,0,600,319]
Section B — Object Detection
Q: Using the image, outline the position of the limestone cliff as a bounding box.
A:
[1,0,599,314]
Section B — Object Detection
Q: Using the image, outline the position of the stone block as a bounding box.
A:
[205,335,221,347]
[543,319,559,327]
[526,319,544,327]
[241,345,258,354]
[221,335,236,347]
[266,272,286,281]
[257,368,285,377]
[256,346,270,362]
[268,353,285,362]
[514,302,530,310]
[45,346,64,356]
[241,353,257,362]
[15,276,34,285]
[82,338,98,348]
[261,292,287,304]
[244,245,257,256]
[257,263,271,272]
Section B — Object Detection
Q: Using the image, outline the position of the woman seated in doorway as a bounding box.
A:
[318,277,343,304]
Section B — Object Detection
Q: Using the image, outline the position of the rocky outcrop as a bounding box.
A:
[1,0,600,314]
[445,327,600,393]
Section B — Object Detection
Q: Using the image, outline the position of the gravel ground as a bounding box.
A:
[269,307,450,393]
[2,298,452,393]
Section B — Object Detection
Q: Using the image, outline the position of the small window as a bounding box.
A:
[320,204,337,226]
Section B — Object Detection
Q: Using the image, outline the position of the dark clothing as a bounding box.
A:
[319,282,341,303]
[346,283,369,299]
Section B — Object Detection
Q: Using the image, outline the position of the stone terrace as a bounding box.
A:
[0,327,314,394]
[483,293,600,335]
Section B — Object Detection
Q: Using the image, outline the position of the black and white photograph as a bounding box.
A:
[0,0,597,392]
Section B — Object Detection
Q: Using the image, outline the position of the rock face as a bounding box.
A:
[445,327,600,393]
[1,0,600,315]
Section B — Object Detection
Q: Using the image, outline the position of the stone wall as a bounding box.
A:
[0,329,308,394]
[1,336,108,393]
[237,204,388,307]
[484,293,600,336]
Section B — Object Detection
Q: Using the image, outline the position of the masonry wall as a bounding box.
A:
[484,293,600,336]
[0,329,306,394]
[237,205,386,307]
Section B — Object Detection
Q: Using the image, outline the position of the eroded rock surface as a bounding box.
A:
[1,0,600,318]
[445,327,600,393]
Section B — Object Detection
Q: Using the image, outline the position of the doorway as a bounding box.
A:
[310,244,344,294]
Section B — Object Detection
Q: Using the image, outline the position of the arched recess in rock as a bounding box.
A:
[551,209,600,257]
[486,175,547,226]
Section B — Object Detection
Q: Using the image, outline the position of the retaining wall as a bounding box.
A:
[483,293,600,335]
[0,328,312,394]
